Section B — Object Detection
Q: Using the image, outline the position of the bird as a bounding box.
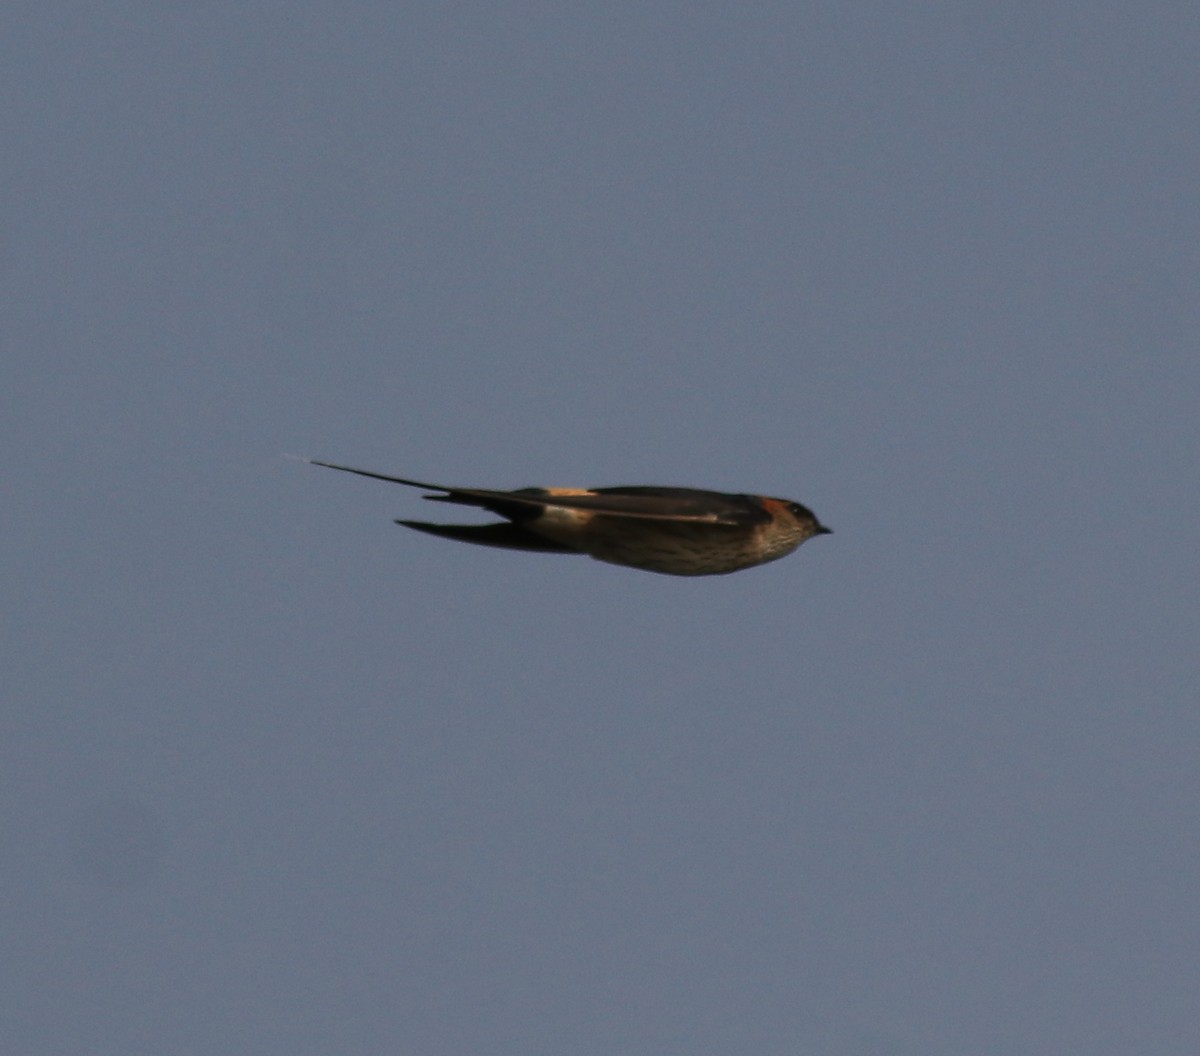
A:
[307,459,831,577]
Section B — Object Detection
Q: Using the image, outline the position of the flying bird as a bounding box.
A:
[308,459,831,577]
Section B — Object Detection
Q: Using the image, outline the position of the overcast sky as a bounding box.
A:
[6,4,1199,1054]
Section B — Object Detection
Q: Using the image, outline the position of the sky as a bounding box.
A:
[5,3,1199,1054]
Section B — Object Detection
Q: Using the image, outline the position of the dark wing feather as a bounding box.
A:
[395,520,579,553]
[307,459,768,526]
[424,487,769,525]
[585,486,772,525]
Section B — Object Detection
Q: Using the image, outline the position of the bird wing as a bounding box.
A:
[395,520,579,552]
[306,460,768,526]
[501,486,771,526]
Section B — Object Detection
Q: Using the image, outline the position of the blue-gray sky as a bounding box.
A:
[6,4,1198,1054]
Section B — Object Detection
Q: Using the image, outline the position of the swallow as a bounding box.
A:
[307,459,831,577]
